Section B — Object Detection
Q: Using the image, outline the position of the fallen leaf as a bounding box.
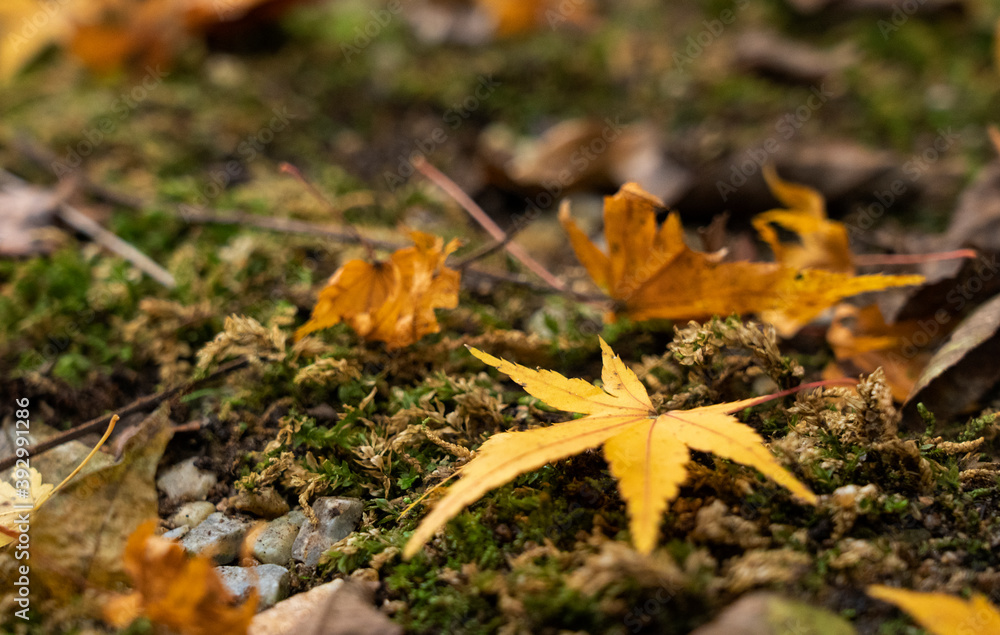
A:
[691,592,857,635]
[824,304,933,402]
[676,139,909,224]
[295,230,461,349]
[941,140,1000,253]
[753,165,854,273]
[1,0,311,78]
[901,293,1000,427]
[103,521,257,635]
[560,182,923,336]
[481,118,692,204]
[867,585,1000,634]
[0,0,72,81]
[403,338,817,558]
[733,30,855,85]
[0,181,61,256]
[0,415,117,547]
[28,407,172,600]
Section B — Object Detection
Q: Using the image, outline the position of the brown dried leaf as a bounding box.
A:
[296,231,461,349]
[0,182,60,256]
[104,521,257,634]
[902,293,1000,426]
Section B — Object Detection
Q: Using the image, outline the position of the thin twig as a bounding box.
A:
[853,248,978,267]
[176,205,608,301]
[0,358,248,473]
[0,169,175,287]
[280,162,376,260]
[13,134,145,209]
[177,206,402,252]
[454,221,530,270]
[57,203,176,288]
[731,377,860,413]
[412,157,568,292]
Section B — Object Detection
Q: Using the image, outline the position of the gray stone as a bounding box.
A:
[292,498,364,566]
[217,564,289,610]
[157,457,217,502]
[170,501,218,528]
[162,526,189,541]
[253,511,306,566]
[181,512,250,564]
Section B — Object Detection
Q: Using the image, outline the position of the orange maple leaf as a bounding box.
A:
[753,165,854,273]
[868,585,1000,634]
[403,338,818,558]
[824,304,933,402]
[476,0,594,36]
[104,521,257,635]
[295,230,461,349]
[0,0,309,77]
[559,182,923,336]
[72,0,311,74]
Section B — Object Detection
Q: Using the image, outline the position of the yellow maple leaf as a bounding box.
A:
[868,585,1000,634]
[559,182,923,336]
[295,230,461,349]
[403,338,817,558]
[103,521,257,635]
[0,0,72,81]
[753,165,854,273]
[0,415,117,547]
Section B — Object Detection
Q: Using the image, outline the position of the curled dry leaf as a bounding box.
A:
[867,585,1000,634]
[103,521,257,635]
[824,304,934,402]
[559,182,923,336]
[295,230,461,349]
[753,164,854,273]
[403,338,817,558]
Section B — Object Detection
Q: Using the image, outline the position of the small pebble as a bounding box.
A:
[181,512,250,564]
[217,564,289,610]
[162,526,189,541]
[228,487,290,519]
[170,501,218,528]
[252,510,305,565]
[292,497,363,566]
[157,457,217,503]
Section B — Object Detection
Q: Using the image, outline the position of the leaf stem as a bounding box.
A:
[727,377,859,414]
[853,249,978,267]
[412,157,568,292]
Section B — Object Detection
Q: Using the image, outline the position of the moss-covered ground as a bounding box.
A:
[2,0,1000,633]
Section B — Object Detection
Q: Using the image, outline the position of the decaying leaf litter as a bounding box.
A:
[3,0,1000,633]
